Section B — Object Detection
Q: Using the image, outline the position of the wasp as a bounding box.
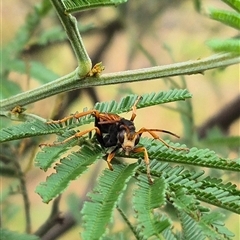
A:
[40,96,188,184]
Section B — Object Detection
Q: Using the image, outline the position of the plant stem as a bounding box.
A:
[13,159,31,233]
[50,0,92,75]
[0,53,239,111]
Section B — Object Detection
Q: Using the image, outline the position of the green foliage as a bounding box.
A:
[207,39,240,54]
[209,9,240,30]
[199,212,235,239]
[63,0,127,13]
[1,90,239,239]
[178,209,205,240]
[1,0,240,239]
[206,0,240,54]
[36,144,102,203]
[133,175,170,239]
[222,0,240,13]
[0,89,192,143]
[81,163,138,239]
[0,229,40,240]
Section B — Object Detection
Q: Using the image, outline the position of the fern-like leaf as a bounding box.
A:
[35,130,86,170]
[199,212,235,239]
[81,163,138,240]
[171,188,201,219]
[207,39,240,54]
[35,144,102,203]
[131,138,240,172]
[62,0,127,13]
[208,8,240,30]
[0,229,40,240]
[178,211,205,240]
[207,1,240,54]
[0,117,64,143]
[222,0,240,13]
[161,220,178,240]
[141,160,240,214]
[0,89,192,142]
[133,175,170,239]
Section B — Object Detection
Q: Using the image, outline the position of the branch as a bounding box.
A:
[13,157,31,233]
[0,53,239,111]
[50,0,92,75]
[198,95,240,138]
[34,196,63,238]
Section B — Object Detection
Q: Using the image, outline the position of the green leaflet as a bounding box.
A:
[140,160,240,214]
[35,130,85,170]
[81,163,138,240]
[0,117,64,143]
[161,223,178,240]
[222,0,240,13]
[35,144,102,203]
[207,1,240,55]
[0,89,192,143]
[0,229,40,240]
[132,138,240,172]
[179,211,205,240]
[206,39,240,54]
[172,188,200,217]
[199,212,235,239]
[208,8,240,30]
[62,0,127,13]
[133,175,170,239]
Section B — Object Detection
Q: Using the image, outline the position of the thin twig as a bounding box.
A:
[34,195,62,237]
[12,159,31,233]
[198,95,240,138]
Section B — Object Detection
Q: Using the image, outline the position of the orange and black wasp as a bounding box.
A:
[40,96,188,184]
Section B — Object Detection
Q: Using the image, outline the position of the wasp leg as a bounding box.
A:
[133,146,153,184]
[39,127,101,147]
[137,128,188,151]
[46,110,100,124]
[130,96,142,121]
[106,146,119,171]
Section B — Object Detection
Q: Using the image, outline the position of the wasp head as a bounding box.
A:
[117,119,140,155]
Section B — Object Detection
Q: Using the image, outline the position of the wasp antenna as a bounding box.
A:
[160,130,180,138]
[137,128,180,139]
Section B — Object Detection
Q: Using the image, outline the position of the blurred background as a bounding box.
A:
[2,0,239,239]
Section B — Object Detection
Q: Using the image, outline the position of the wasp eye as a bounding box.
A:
[135,134,140,145]
[118,130,125,144]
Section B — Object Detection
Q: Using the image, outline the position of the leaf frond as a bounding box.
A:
[208,8,240,30]
[0,229,40,240]
[35,144,102,203]
[139,160,240,214]
[131,138,240,172]
[0,89,191,143]
[133,175,170,239]
[35,130,87,170]
[221,0,240,13]
[81,163,138,240]
[0,116,63,143]
[62,0,127,13]
[206,39,240,54]
[207,0,240,55]
[179,211,205,240]
[199,212,235,239]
